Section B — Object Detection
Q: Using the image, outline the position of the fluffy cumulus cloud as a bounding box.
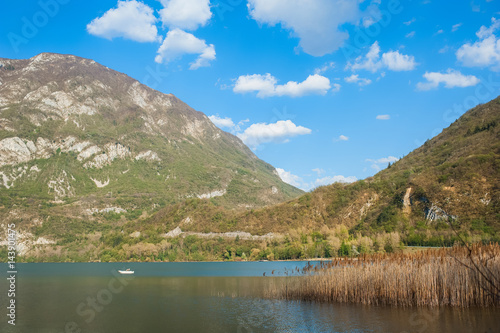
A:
[338,135,349,141]
[456,17,500,70]
[233,74,331,98]
[347,41,417,72]
[276,168,303,188]
[208,115,234,128]
[247,0,380,56]
[88,0,216,69]
[208,116,311,149]
[237,120,311,148]
[416,69,480,91]
[277,168,357,190]
[313,175,357,187]
[159,0,212,30]
[332,134,349,142]
[208,115,249,133]
[87,0,160,42]
[344,74,372,86]
[382,51,418,71]
[155,29,215,69]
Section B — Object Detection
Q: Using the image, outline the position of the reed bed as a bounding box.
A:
[267,244,500,307]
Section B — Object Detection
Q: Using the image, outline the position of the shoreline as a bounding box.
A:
[1,258,335,264]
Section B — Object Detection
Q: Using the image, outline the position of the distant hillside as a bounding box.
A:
[1,54,497,262]
[146,96,500,247]
[0,53,302,257]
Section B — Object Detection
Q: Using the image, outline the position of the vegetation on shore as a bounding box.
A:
[267,244,500,307]
[5,220,495,263]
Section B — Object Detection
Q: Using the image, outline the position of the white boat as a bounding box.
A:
[118,269,134,274]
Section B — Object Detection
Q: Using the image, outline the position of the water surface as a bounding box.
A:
[0,262,498,332]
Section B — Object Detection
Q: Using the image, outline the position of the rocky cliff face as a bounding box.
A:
[0,53,303,242]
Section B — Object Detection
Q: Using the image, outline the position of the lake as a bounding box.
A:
[0,262,498,332]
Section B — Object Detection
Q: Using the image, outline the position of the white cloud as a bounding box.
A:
[436,29,444,35]
[338,135,349,141]
[456,17,500,70]
[347,41,417,72]
[159,0,211,30]
[87,0,160,42]
[344,74,372,86]
[452,23,462,32]
[370,156,399,164]
[276,168,303,187]
[403,18,416,26]
[312,168,325,176]
[362,17,376,28]
[247,0,380,56]
[366,156,399,171]
[278,168,357,191]
[208,115,234,128]
[348,41,382,72]
[314,61,335,74]
[209,115,249,133]
[382,51,417,71]
[237,120,311,148]
[376,114,390,120]
[331,83,341,93]
[477,17,500,39]
[438,45,449,53]
[155,28,215,69]
[233,74,331,98]
[313,175,357,187]
[233,73,276,97]
[405,31,415,38]
[416,69,480,90]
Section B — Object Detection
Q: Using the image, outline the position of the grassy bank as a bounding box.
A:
[267,244,500,307]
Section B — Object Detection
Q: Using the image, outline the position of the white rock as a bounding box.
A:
[78,145,101,161]
[165,227,183,238]
[197,189,226,199]
[135,150,160,161]
[91,177,110,188]
[47,170,74,200]
[0,137,34,167]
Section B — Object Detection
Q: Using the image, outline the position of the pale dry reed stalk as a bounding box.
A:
[267,244,500,307]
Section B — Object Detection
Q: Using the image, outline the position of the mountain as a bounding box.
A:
[0,53,302,253]
[1,53,497,262]
[146,96,500,246]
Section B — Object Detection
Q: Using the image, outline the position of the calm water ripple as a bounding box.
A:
[0,262,498,333]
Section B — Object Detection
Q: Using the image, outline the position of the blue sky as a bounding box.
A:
[1,0,499,190]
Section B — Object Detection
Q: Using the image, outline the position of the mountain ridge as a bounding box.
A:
[0,53,498,262]
[145,96,500,244]
[0,52,303,255]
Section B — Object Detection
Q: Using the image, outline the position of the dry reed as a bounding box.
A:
[267,244,500,307]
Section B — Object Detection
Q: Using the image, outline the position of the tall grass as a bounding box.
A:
[267,244,500,307]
